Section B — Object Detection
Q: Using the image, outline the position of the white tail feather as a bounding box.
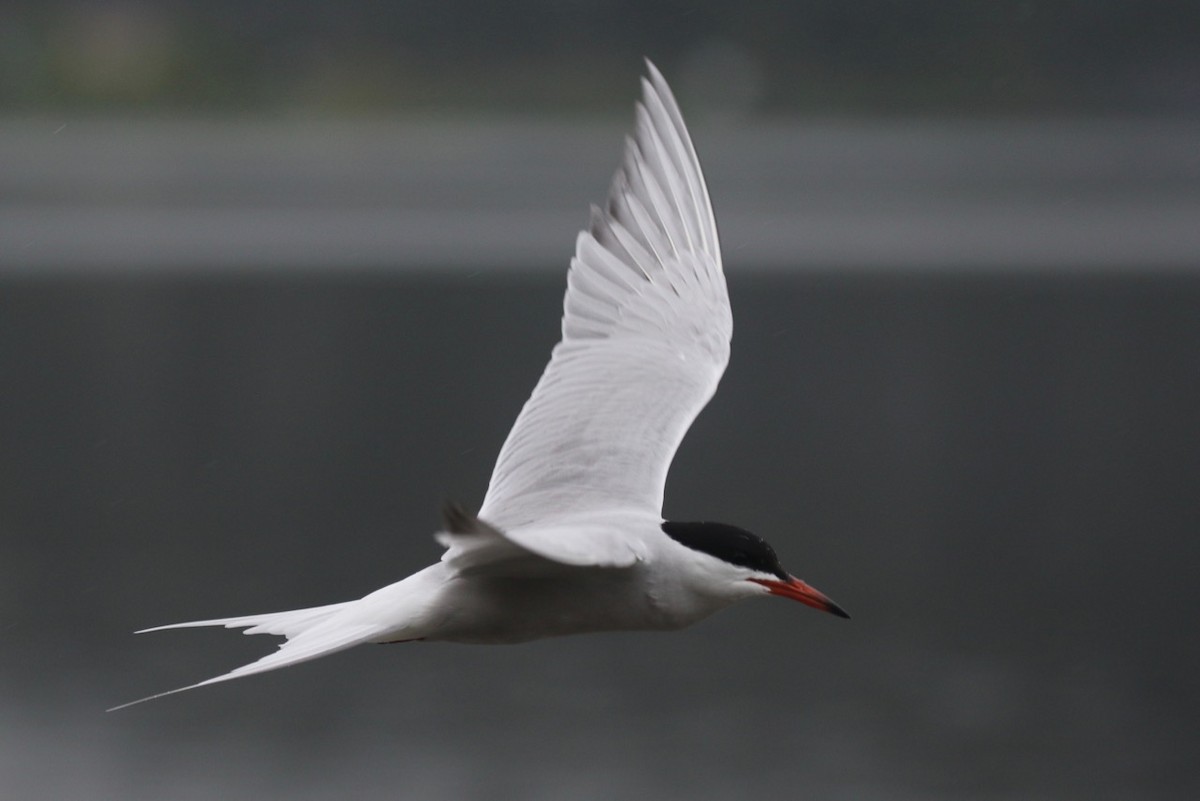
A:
[110,602,378,711]
[135,601,351,638]
[108,621,383,711]
[111,565,448,711]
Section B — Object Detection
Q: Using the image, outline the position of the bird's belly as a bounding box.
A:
[427,572,695,644]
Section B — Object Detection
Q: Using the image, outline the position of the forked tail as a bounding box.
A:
[109,600,379,710]
[134,601,351,639]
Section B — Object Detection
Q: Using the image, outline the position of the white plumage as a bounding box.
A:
[112,61,845,712]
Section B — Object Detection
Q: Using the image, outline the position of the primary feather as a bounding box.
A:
[114,61,735,710]
[477,61,730,544]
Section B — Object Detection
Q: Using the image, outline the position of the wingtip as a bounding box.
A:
[643,57,664,83]
[640,60,676,107]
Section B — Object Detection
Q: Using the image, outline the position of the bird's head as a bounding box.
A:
[661,521,850,618]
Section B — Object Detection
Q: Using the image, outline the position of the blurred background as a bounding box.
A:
[2,2,1198,799]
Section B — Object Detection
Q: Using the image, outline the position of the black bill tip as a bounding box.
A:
[825,599,852,620]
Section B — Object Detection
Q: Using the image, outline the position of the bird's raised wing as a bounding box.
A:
[477,62,730,543]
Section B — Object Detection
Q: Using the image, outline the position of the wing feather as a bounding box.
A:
[477,61,731,537]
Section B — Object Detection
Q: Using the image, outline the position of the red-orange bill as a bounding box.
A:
[750,576,851,619]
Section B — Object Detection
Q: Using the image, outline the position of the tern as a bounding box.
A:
[112,61,847,711]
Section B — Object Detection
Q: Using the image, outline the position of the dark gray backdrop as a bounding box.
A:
[3,2,1199,797]
[3,271,1197,799]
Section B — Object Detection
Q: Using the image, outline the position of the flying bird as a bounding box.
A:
[112,61,847,711]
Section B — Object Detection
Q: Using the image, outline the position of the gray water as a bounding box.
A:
[2,271,1198,800]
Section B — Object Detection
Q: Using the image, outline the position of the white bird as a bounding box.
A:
[112,61,847,712]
